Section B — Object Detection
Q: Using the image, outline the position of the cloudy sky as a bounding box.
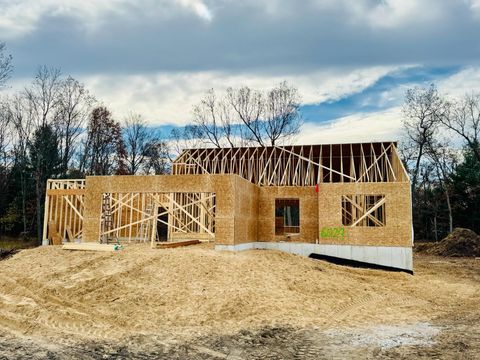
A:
[2,0,480,143]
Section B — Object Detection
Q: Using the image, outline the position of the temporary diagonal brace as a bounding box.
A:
[342,195,384,227]
[350,197,386,227]
[162,194,214,236]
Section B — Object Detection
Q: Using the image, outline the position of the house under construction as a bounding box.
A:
[43,141,413,271]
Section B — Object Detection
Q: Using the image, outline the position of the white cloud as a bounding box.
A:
[360,0,443,29]
[295,107,403,145]
[284,0,444,28]
[438,67,480,97]
[176,0,213,22]
[0,0,213,38]
[470,0,480,18]
[0,0,472,39]
[77,66,395,125]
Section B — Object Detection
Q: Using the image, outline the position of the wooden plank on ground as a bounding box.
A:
[65,226,74,242]
[154,240,200,249]
[62,243,122,252]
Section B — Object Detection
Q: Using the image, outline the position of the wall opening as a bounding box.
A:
[275,198,300,235]
[157,207,168,241]
[342,194,386,227]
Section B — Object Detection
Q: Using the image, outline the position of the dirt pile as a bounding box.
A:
[423,228,480,257]
[1,244,479,359]
[0,243,479,345]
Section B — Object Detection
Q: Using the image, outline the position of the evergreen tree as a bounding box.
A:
[28,125,61,243]
[80,106,126,175]
[450,146,480,233]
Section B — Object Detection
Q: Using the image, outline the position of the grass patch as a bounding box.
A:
[0,237,38,251]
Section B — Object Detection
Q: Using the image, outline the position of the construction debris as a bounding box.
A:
[154,239,201,249]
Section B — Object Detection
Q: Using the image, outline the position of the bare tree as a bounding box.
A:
[192,89,239,148]
[440,93,480,163]
[263,81,302,146]
[191,81,302,148]
[227,86,264,146]
[425,138,458,233]
[169,125,203,161]
[402,84,447,190]
[23,66,62,127]
[123,113,154,175]
[54,76,96,176]
[0,99,13,169]
[4,94,35,234]
[0,99,13,213]
[0,43,13,88]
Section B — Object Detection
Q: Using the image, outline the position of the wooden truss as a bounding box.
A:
[99,192,216,244]
[172,142,408,186]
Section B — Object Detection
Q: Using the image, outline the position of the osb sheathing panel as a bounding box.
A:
[233,176,259,245]
[83,174,241,246]
[81,174,412,248]
[258,187,319,243]
[317,182,412,248]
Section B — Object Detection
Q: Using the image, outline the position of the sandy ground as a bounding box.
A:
[0,243,479,359]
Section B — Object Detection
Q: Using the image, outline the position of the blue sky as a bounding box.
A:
[300,66,460,124]
[2,0,480,143]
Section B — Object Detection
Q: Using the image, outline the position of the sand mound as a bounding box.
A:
[0,244,478,343]
[423,228,480,257]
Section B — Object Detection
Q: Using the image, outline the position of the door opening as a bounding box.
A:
[157,207,168,241]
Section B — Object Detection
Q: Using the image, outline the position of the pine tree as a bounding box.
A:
[28,125,61,243]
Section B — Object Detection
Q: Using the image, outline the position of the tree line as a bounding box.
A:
[401,84,480,240]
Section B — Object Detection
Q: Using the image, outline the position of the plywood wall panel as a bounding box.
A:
[233,176,259,245]
[257,187,319,243]
[317,182,412,247]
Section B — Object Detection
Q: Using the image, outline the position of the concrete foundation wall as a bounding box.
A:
[215,242,413,271]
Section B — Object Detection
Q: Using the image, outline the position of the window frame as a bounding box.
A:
[275,198,300,235]
[341,194,386,227]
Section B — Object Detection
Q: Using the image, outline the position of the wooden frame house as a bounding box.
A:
[43,141,413,271]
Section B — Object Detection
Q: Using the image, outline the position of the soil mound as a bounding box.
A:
[424,228,480,257]
[0,243,478,344]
